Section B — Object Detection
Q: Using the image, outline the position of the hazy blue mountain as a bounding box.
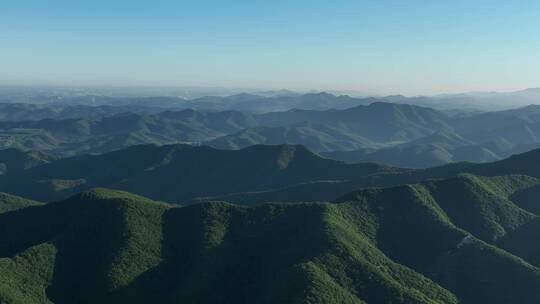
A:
[453,105,540,144]
[4,92,540,168]
[0,101,456,158]
[321,130,520,168]
[208,122,382,152]
[210,102,453,152]
[0,110,257,156]
[317,105,540,167]
[0,103,166,121]
[384,88,540,111]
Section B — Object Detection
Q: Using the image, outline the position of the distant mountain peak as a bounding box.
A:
[228,93,263,100]
[305,91,335,98]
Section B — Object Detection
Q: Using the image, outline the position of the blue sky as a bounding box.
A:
[1,0,539,95]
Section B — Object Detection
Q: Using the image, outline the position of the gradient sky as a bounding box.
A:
[1,0,539,95]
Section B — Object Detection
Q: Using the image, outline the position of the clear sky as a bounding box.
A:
[1,0,539,95]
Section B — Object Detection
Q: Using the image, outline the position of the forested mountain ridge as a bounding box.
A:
[3,142,540,205]
[0,144,400,203]
[3,176,540,303]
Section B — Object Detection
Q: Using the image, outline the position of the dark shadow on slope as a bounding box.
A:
[111,202,332,304]
[510,185,540,215]
[45,199,127,304]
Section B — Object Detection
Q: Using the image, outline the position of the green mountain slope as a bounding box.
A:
[0,188,455,303]
[421,174,538,242]
[0,192,42,214]
[3,183,540,303]
[335,180,540,304]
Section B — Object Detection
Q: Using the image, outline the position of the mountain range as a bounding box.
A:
[0,144,399,203]
[2,142,540,205]
[208,103,540,167]
[0,110,256,155]
[3,164,540,303]
[3,91,540,168]
[2,93,540,302]
[3,87,540,112]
